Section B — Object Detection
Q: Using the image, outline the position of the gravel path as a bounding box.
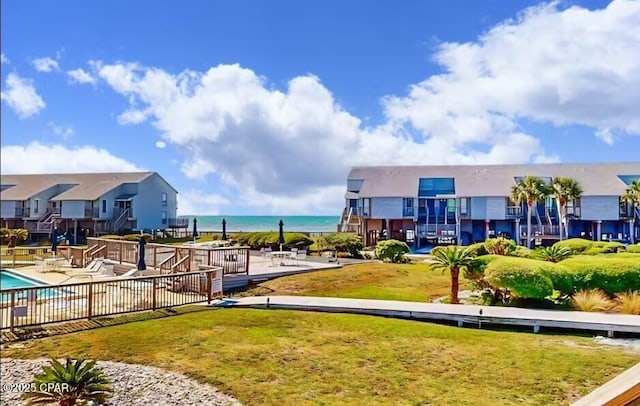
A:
[1,358,242,406]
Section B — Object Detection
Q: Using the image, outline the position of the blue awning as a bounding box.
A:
[114,193,137,201]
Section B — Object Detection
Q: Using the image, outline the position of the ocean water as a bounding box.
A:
[179,215,340,233]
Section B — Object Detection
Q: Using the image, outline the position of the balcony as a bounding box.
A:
[417,224,457,237]
[402,207,415,217]
[167,218,189,228]
[566,206,581,218]
[520,225,560,236]
[506,206,523,218]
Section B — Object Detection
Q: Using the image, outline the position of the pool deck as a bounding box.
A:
[2,254,342,290]
[210,295,640,337]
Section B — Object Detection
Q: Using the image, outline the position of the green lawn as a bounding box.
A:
[3,309,637,405]
[242,262,452,302]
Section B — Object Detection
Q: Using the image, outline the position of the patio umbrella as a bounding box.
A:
[51,228,59,258]
[193,217,199,238]
[137,236,147,271]
[278,219,285,251]
[222,218,227,240]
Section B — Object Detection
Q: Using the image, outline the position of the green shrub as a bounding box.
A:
[375,239,410,263]
[559,256,640,295]
[238,231,313,249]
[583,247,608,255]
[511,246,533,258]
[484,237,516,256]
[626,244,640,253]
[466,242,489,256]
[318,233,363,257]
[553,238,593,254]
[101,235,124,240]
[592,241,625,253]
[484,257,557,299]
[465,255,500,289]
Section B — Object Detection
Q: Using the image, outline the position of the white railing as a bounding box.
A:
[342,207,353,232]
[111,208,130,233]
[417,224,457,236]
[520,225,560,236]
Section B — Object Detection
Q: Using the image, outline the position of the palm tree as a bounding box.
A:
[551,177,583,240]
[23,358,112,406]
[622,180,640,242]
[430,246,475,304]
[511,176,549,248]
[5,228,29,251]
[534,245,572,263]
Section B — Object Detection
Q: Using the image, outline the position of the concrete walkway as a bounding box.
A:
[211,295,640,337]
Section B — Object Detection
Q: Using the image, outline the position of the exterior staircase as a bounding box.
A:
[111,208,130,233]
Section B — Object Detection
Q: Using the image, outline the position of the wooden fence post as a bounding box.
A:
[152,278,157,310]
[207,271,213,304]
[87,283,93,320]
[245,248,250,274]
[12,248,17,267]
[119,242,123,264]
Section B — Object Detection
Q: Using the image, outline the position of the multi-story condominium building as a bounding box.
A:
[0,172,186,240]
[339,162,640,249]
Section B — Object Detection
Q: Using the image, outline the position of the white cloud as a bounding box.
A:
[93,0,640,213]
[32,57,59,72]
[595,128,615,145]
[67,68,96,84]
[0,142,144,174]
[1,53,9,64]
[177,190,229,215]
[155,140,166,148]
[47,121,75,140]
[1,73,46,118]
[383,0,640,144]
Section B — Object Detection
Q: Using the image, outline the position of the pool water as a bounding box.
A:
[0,269,48,289]
[0,269,69,300]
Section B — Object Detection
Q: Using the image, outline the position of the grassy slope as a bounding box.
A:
[243,262,452,302]
[4,309,638,406]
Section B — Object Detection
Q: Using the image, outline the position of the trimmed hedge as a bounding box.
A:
[627,244,640,253]
[466,242,489,256]
[558,256,640,295]
[553,238,594,254]
[511,246,533,258]
[233,232,312,249]
[484,257,556,299]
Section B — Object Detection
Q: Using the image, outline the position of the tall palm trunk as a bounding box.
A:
[526,202,532,248]
[556,198,563,241]
[450,266,460,304]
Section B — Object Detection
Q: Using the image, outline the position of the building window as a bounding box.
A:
[403,198,414,216]
[102,200,107,213]
[459,198,468,215]
[418,178,455,197]
[34,199,39,214]
[161,211,167,225]
[161,193,167,206]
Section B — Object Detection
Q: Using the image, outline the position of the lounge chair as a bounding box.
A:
[120,268,139,278]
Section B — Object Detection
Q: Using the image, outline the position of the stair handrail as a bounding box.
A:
[158,254,176,274]
[111,208,130,233]
[171,255,190,273]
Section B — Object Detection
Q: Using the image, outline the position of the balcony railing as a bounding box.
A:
[520,225,560,236]
[566,206,581,217]
[168,218,189,228]
[417,224,457,236]
[506,206,523,217]
[15,207,30,218]
[402,207,415,217]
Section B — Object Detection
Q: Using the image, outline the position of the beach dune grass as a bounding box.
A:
[244,262,452,302]
[3,309,638,405]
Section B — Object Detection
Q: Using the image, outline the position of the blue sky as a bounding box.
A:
[2,0,639,215]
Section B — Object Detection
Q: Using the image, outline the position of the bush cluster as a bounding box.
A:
[233,232,313,250]
[375,239,410,263]
[317,233,363,257]
[475,255,640,299]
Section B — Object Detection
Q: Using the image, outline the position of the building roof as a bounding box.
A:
[0,172,155,201]
[347,162,640,198]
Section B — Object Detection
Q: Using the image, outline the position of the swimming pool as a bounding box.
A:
[0,269,49,289]
[0,269,70,301]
